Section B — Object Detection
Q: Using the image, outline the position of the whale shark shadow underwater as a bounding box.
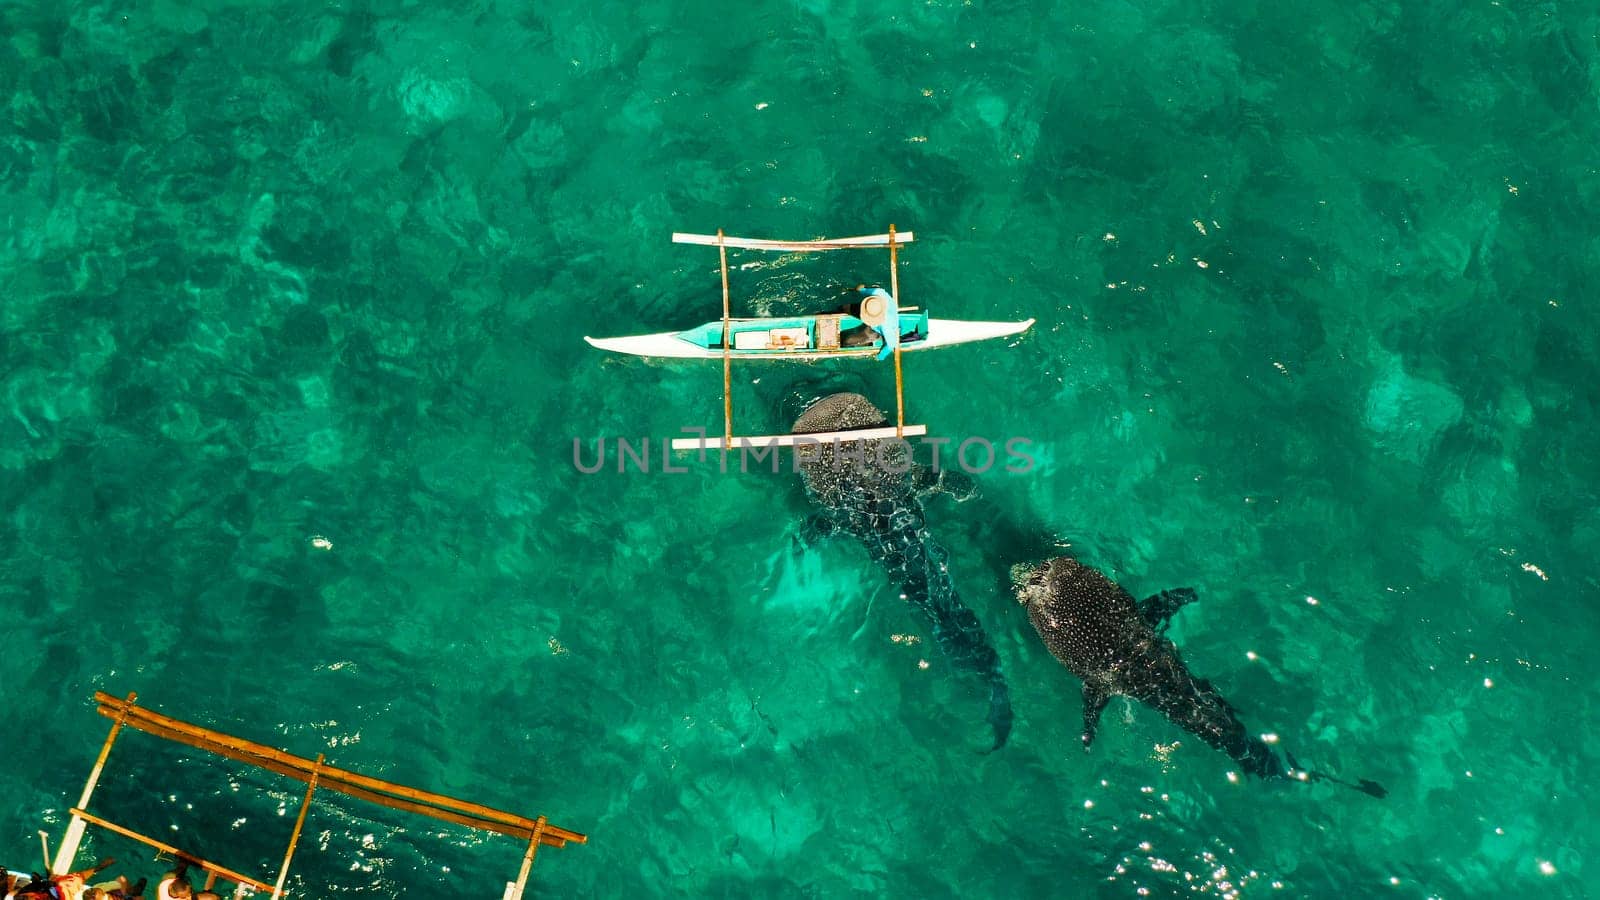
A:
[1016,556,1386,797]
[789,392,1014,750]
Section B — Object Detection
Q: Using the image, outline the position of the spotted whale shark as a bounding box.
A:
[791,392,1014,749]
[1016,556,1385,795]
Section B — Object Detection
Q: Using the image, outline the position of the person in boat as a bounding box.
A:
[8,874,54,897]
[28,858,118,899]
[840,285,902,360]
[4,869,46,897]
[154,866,191,900]
[90,876,144,900]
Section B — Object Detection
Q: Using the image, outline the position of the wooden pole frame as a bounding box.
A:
[719,228,733,450]
[673,231,915,250]
[271,753,323,898]
[52,690,136,875]
[504,816,547,900]
[65,809,274,893]
[75,692,584,896]
[92,693,584,846]
[680,226,922,449]
[670,424,929,451]
[889,224,905,438]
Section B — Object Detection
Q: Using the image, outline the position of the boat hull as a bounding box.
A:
[584,317,1035,360]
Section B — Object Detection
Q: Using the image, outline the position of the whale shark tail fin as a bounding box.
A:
[1284,751,1389,798]
[985,677,1014,751]
[1081,685,1110,749]
[1353,779,1389,798]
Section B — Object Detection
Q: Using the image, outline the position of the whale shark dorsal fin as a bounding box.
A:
[1138,587,1198,633]
[1081,684,1110,750]
[912,466,976,501]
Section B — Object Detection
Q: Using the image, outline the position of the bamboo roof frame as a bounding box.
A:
[48,692,585,899]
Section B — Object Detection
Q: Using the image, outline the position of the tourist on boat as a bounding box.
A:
[0,865,135,900]
[154,866,191,900]
[90,876,143,900]
[841,285,902,359]
[3,869,44,897]
[6,872,59,896]
[24,858,118,899]
[856,286,901,360]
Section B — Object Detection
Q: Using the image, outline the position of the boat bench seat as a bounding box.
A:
[816,315,841,349]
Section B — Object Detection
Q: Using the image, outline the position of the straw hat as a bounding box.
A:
[858,292,888,326]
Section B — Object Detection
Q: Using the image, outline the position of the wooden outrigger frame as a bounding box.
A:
[667,226,928,452]
[48,692,585,899]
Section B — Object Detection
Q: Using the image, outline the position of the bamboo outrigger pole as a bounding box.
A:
[719,228,732,450]
[64,693,584,897]
[271,753,323,899]
[52,691,136,875]
[889,224,905,438]
[504,815,547,900]
[92,693,585,847]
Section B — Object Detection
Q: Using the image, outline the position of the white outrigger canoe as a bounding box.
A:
[585,229,1033,361]
[597,227,1032,451]
[583,312,1034,360]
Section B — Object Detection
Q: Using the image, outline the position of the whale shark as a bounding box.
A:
[791,393,1014,749]
[1016,556,1385,795]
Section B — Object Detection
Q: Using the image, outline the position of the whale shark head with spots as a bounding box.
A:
[791,392,1013,749]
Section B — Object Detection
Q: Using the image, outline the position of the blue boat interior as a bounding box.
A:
[676,311,930,351]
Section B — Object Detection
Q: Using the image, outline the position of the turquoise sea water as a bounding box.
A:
[3,0,1599,896]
